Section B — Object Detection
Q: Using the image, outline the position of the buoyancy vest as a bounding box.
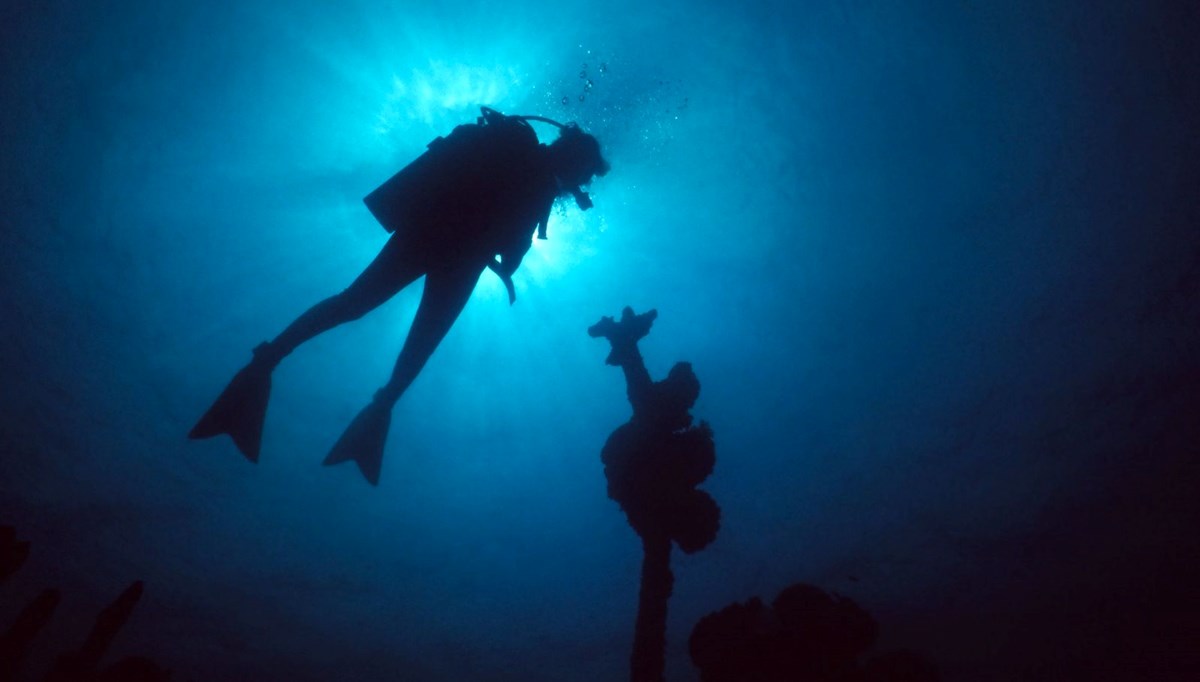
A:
[363,108,542,238]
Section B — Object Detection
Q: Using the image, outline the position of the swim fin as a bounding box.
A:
[323,399,392,485]
[188,352,273,462]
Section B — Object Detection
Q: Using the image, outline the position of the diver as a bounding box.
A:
[190,106,609,485]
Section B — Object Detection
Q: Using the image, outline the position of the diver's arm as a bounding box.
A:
[488,195,551,304]
[487,258,517,305]
[535,202,552,240]
[487,235,533,305]
[499,236,533,276]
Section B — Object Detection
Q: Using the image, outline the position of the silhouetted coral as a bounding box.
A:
[590,308,720,553]
[1,589,61,681]
[689,583,938,682]
[45,581,153,682]
[590,307,721,682]
[1,526,170,682]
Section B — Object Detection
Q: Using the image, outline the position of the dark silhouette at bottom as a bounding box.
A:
[1,526,170,682]
[689,582,939,681]
[589,307,721,682]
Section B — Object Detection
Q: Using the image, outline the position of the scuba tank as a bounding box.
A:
[363,107,595,238]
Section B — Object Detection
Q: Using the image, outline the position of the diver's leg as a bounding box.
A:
[323,261,484,484]
[258,235,422,367]
[375,262,487,404]
[191,236,423,460]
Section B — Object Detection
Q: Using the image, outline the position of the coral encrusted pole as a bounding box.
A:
[589,307,721,682]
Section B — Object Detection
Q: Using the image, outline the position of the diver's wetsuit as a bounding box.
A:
[260,116,559,405]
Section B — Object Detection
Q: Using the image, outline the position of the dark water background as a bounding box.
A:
[2,1,1197,679]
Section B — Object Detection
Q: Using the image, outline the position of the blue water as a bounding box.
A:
[2,1,1197,680]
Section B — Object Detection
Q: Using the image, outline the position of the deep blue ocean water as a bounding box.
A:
[2,1,1198,680]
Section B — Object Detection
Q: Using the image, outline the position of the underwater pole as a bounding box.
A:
[590,307,720,682]
[632,532,673,682]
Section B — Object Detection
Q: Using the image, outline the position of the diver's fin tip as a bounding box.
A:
[321,446,350,467]
[324,400,391,485]
[359,464,381,486]
[232,438,261,463]
[189,361,272,462]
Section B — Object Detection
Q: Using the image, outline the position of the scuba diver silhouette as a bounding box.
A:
[190,106,609,484]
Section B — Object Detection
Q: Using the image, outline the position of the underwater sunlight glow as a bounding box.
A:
[2,0,1198,680]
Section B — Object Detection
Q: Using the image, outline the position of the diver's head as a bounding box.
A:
[547,123,609,190]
